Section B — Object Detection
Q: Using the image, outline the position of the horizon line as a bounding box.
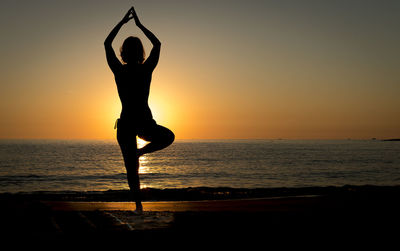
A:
[0,137,398,141]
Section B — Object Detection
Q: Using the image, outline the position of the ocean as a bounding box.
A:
[0,139,399,193]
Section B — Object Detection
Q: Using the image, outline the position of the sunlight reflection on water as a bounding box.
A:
[138,137,151,175]
[139,155,150,174]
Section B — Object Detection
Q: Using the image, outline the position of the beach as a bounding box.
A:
[1,185,399,246]
[2,140,399,245]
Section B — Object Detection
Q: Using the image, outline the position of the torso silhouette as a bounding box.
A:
[114,63,153,126]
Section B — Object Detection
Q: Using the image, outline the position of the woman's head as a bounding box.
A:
[120,36,145,64]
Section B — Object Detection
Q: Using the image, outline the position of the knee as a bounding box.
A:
[165,129,175,146]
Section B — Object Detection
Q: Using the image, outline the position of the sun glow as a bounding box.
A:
[137,137,147,148]
[1,2,399,141]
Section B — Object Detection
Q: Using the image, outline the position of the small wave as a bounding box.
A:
[4,185,399,202]
[0,174,43,181]
[0,172,173,184]
[87,173,127,180]
[139,172,171,179]
[0,173,127,182]
[194,158,221,162]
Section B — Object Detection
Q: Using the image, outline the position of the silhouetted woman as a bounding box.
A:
[104,7,174,212]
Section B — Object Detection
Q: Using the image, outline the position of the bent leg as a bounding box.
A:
[137,125,175,156]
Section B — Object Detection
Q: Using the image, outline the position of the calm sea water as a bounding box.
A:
[0,139,399,193]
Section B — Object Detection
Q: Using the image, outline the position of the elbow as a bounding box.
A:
[104,39,112,47]
[154,41,161,48]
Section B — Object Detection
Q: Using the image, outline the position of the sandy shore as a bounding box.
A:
[44,195,322,212]
[1,185,399,246]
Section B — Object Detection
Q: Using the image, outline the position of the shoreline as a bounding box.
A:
[1,184,399,202]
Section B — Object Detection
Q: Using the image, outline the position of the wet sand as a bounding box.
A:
[44,195,321,212]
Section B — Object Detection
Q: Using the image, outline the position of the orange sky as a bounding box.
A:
[1,0,399,140]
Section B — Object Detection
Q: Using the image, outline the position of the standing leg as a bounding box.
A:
[137,124,175,157]
[117,123,143,212]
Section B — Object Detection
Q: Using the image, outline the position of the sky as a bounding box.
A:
[0,0,399,140]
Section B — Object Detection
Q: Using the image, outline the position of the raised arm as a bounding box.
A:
[132,7,161,71]
[104,7,134,73]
